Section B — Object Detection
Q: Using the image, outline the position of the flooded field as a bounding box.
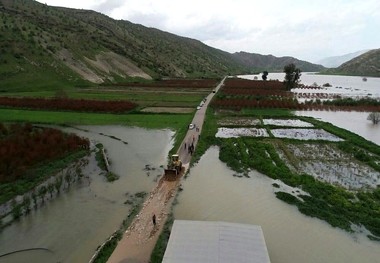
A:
[296,111,380,146]
[216,127,269,138]
[217,117,261,126]
[174,147,380,263]
[271,128,343,141]
[0,126,174,263]
[276,143,380,189]
[263,119,313,127]
[239,73,380,99]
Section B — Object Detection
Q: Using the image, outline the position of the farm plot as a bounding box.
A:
[263,119,313,127]
[271,128,343,141]
[211,77,380,112]
[216,127,269,138]
[276,143,380,190]
[218,117,261,126]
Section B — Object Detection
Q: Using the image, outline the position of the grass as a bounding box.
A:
[240,108,294,117]
[92,231,122,263]
[0,108,193,129]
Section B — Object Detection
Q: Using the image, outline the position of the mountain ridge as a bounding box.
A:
[323,49,380,77]
[317,49,370,68]
[231,51,324,72]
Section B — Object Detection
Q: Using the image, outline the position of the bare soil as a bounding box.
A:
[107,165,187,263]
[56,50,151,83]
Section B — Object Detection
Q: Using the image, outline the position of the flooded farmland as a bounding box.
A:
[1,71,379,262]
[0,126,174,263]
[174,147,380,263]
[296,111,380,146]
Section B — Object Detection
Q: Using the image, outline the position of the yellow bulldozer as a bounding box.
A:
[164,154,182,179]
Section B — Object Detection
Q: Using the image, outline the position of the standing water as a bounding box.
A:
[239,73,380,98]
[0,126,174,263]
[174,147,380,263]
[239,73,380,145]
[296,111,380,146]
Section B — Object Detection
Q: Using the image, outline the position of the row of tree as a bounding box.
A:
[224,78,285,90]
[0,123,89,183]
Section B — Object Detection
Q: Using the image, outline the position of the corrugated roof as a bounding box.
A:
[162,220,271,263]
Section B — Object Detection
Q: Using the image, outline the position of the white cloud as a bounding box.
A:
[37,0,380,62]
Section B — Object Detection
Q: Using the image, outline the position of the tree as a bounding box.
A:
[283,63,301,91]
[262,71,269,81]
[367,112,380,124]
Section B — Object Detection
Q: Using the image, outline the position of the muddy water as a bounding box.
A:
[174,147,380,263]
[0,126,174,263]
[296,111,380,146]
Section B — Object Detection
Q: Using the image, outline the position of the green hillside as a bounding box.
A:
[323,49,380,77]
[0,0,324,91]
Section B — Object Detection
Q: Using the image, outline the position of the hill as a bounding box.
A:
[324,49,380,77]
[317,49,370,68]
[0,0,323,91]
[231,51,325,72]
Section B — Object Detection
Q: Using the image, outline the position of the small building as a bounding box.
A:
[162,220,271,263]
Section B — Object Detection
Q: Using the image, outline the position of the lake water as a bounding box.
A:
[239,73,380,98]
[174,147,380,263]
[0,126,174,263]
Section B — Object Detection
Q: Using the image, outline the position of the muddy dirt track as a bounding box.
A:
[106,78,225,263]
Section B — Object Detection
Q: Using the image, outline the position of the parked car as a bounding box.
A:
[189,123,195,130]
[196,106,201,110]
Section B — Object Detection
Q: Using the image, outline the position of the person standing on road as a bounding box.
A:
[152,214,156,227]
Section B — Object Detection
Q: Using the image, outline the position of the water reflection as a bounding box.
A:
[174,147,380,263]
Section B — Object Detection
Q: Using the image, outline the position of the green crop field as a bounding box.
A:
[0,109,193,129]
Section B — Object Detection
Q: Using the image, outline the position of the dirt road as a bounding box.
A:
[106,77,226,263]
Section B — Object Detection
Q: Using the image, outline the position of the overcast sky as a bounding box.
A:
[37,0,379,63]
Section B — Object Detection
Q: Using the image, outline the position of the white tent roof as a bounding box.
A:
[162,220,271,263]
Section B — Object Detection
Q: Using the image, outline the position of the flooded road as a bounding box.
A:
[0,126,174,263]
[174,147,380,263]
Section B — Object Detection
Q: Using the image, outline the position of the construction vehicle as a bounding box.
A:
[164,154,182,179]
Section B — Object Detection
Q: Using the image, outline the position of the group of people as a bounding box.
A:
[184,142,195,155]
